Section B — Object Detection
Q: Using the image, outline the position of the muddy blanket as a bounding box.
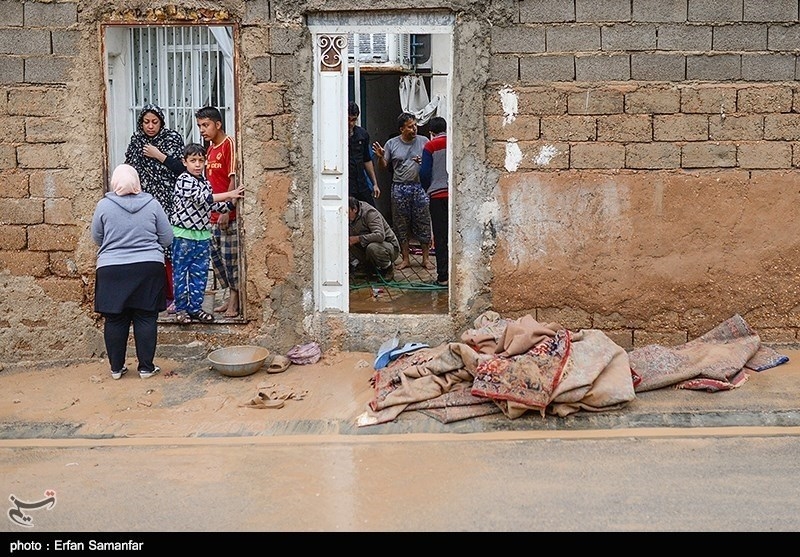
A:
[629,314,789,392]
[356,312,636,426]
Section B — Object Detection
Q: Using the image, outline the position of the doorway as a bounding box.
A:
[308,11,454,316]
[102,23,242,324]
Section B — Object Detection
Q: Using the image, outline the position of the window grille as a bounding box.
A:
[129,26,231,145]
[346,32,429,69]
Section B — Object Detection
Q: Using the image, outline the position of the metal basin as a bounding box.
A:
[207,345,271,377]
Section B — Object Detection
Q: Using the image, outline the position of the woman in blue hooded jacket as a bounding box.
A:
[91,164,174,380]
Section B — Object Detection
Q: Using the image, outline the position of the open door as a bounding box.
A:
[311,34,350,312]
[309,11,454,314]
[103,23,242,323]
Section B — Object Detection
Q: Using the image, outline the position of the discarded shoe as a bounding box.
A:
[374,336,400,369]
[240,393,285,409]
[267,355,291,374]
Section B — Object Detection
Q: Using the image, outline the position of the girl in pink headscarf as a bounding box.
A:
[110,163,142,196]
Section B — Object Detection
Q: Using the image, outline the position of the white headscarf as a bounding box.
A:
[110,164,142,196]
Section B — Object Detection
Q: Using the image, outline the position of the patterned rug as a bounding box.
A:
[470,329,572,415]
[356,313,790,426]
[629,314,788,392]
[357,314,636,425]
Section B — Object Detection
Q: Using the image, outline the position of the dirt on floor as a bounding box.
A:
[0,351,377,440]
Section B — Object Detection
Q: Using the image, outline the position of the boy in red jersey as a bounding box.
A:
[195,106,241,318]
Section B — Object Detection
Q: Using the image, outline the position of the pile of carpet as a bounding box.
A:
[355,312,788,427]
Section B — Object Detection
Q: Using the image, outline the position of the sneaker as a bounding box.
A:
[139,366,160,379]
[111,366,128,380]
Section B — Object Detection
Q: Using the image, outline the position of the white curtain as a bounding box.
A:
[209,26,235,134]
[209,26,234,74]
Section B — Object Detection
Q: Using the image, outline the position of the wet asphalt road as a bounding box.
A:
[1,427,799,533]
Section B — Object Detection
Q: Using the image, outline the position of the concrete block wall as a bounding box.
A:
[492,0,800,83]
[0,1,110,362]
[486,82,800,172]
[0,0,304,363]
[0,3,80,294]
[485,0,800,344]
[2,0,799,364]
[0,0,333,364]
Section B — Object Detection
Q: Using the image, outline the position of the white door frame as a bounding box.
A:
[309,12,455,313]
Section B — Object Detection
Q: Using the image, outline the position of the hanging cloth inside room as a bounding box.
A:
[399,75,440,126]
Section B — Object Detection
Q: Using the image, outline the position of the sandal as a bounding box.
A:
[239,394,285,410]
[267,355,291,374]
[175,311,191,324]
[188,310,215,323]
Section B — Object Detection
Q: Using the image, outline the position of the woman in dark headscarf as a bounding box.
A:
[124,104,185,310]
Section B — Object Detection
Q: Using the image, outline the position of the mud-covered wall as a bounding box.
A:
[483,1,800,346]
[1,0,799,366]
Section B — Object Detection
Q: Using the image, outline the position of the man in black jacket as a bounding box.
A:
[348,102,380,205]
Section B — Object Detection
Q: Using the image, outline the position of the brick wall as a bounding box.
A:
[1,0,799,363]
[484,0,800,343]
